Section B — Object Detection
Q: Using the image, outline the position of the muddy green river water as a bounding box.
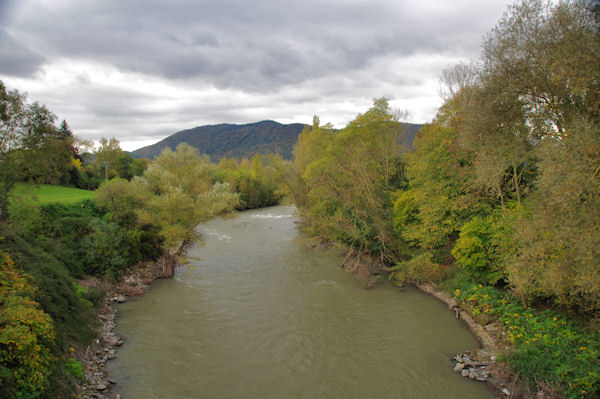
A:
[109,206,494,398]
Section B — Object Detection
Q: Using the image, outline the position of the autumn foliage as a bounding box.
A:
[0,251,55,398]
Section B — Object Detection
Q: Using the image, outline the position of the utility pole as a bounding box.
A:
[103,161,110,180]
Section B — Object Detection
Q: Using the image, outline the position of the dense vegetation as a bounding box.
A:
[279,1,599,397]
[0,82,147,211]
[214,153,282,210]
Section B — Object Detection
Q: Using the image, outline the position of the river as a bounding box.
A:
[109,205,494,398]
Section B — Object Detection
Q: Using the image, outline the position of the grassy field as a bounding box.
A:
[11,183,96,205]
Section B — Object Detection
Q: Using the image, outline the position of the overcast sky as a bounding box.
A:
[0,0,514,151]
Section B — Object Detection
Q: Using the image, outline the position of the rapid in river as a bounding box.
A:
[109,205,494,398]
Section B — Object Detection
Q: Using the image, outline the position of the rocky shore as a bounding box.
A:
[77,256,179,399]
[416,282,524,398]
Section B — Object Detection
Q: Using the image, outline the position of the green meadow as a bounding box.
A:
[11,183,96,205]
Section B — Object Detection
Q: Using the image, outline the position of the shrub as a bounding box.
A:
[80,218,131,280]
[452,216,504,284]
[126,225,163,264]
[388,252,442,284]
[392,189,418,238]
[63,358,83,381]
[81,286,105,307]
[95,177,151,225]
[0,251,56,398]
[0,230,96,345]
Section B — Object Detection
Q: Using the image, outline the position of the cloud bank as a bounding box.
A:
[0,0,513,150]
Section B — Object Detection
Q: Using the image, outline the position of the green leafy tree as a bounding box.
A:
[137,144,239,249]
[217,157,238,171]
[301,99,404,263]
[113,154,148,180]
[481,0,599,135]
[95,177,152,225]
[465,0,600,312]
[80,218,131,280]
[249,153,264,175]
[509,117,600,312]
[452,216,505,284]
[264,153,308,209]
[93,137,123,180]
[293,116,333,175]
[402,121,489,250]
[0,82,75,219]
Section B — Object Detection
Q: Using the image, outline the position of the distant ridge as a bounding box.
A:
[131,120,306,161]
[131,120,423,161]
[400,123,422,151]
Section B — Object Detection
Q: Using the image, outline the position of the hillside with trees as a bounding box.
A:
[130,119,424,162]
[130,120,307,161]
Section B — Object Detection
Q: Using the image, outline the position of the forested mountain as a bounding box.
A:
[131,120,422,161]
[131,120,305,160]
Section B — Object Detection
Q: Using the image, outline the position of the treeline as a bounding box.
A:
[0,81,147,201]
[215,153,282,210]
[281,1,599,397]
[79,137,148,189]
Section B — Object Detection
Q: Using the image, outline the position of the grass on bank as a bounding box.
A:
[10,183,96,205]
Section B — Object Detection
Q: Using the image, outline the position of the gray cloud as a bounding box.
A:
[0,0,514,150]
[0,29,45,77]
[4,0,498,90]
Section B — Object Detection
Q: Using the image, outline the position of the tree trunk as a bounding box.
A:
[497,183,505,210]
[513,165,521,205]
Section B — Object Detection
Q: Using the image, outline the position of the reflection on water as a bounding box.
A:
[109,206,494,399]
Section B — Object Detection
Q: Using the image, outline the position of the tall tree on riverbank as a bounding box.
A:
[477,0,600,310]
[137,144,239,248]
[299,99,406,264]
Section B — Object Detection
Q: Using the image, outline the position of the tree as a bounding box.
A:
[217,157,238,171]
[293,115,333,175]
[402,120,489,250]
[94,137,123,180]
[301,99,405,263]
[0,82,74,220]
[264,153,308,209]
[114,153,147,180]
[249,153,264,175]
[508,116,600,312]
[481,0,600,136]
[137,144,239,249]
[95,177,152,225]
[0,82,27,220]
[435,0,600,312]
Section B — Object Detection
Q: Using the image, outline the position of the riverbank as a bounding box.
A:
[76,257,176,399]
[414,282,524,398]
[337,251,521,397]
